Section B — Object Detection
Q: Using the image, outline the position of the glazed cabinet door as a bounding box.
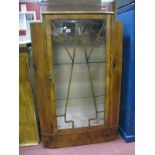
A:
[51,20,107,129]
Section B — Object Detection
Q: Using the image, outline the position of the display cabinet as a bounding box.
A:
[31,12,123,148]
[117,1,135,142]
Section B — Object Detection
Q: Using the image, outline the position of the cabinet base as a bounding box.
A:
[42,127,118,148]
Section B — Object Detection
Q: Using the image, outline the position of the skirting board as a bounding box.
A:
[119,127,135,142]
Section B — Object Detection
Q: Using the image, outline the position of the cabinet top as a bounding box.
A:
[42,11,115,15]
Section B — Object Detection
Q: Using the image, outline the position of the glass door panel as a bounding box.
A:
[51,19,106,129]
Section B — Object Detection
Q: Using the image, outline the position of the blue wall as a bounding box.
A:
[117,3,135,142]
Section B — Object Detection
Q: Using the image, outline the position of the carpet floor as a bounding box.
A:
[19,135,135,155]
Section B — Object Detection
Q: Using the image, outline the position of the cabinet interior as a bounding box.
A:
[51,19,107,129]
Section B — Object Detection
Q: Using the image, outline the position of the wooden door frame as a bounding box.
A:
[44,13,111,130]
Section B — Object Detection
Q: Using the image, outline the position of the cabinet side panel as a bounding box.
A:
[109,21,123,127]
[19,45,39,146]
[31,23,53,146]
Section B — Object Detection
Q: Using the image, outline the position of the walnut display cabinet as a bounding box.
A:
[31,12,123,148]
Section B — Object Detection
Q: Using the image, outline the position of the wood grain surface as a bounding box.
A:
[19,44,39,146]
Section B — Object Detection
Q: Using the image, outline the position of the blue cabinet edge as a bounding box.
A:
[119,127,135,143]
[117,2,135,14]
[117,3,135,143]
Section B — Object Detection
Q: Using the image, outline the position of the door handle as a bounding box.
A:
[48,74,52,83]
